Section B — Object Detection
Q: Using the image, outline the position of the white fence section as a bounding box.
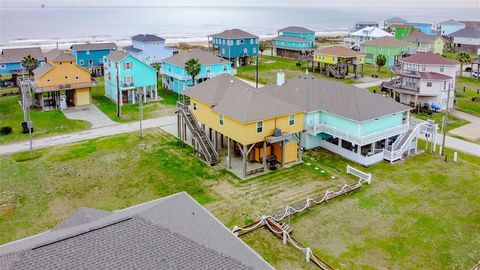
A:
[347,164,372,184]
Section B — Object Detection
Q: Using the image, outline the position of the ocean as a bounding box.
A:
[0,6,478,49]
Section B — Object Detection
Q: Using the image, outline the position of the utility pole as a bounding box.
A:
[22,68,33,155]
[256,41,259,89]
[115,62,121,117]
[440,86,452,156]
[138,88,144,138]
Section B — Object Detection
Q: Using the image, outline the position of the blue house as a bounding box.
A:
[408,23,437,36]
[0,47,44,75]
[70,43,117,76]
[125,34,178,65]
[209,29,259,67]
[273,26,315,59]
[104,50,157,105]
[161,49,233,93]
[262,75,433,166]
[439,20,466,36]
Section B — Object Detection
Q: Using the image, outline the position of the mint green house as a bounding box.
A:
[360,36,408,67]
[273,26,315,59]
[262,76,434,166]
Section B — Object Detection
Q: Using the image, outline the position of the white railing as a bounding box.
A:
[347,165,372,184]
[319,141,385,167]
[307,123,409,146]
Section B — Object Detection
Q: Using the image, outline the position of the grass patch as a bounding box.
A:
[11,151,43,162]
[0,95,91,144]
[415,111,469,132]
[455,76,480,117]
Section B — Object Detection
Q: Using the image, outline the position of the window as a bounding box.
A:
[256,121,263,133]
[221,48,225,54]
[0,64,6,69]
[193,102,197,110]
[250,39,254,45]
[223,65,228,72]
[88,59,93,66]
[289,114,295,126]
[440,66,444,72]
[86,50,90,55]
[125,76,134,84]
[75,76,79,79]
[79,59,84,65]
[206,66,211,73]
[243,48,248,54]
[125,62,132,69]
[64,76,68,79]
[421,65,426,71]
[253,48,257,53]
[219,114,224,125]
[427,82,432,87]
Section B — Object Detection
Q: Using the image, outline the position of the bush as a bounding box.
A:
[0,126,12,135]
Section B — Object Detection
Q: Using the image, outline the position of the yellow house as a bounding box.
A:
[313,45,365,78]
[180,74,304,178]
[30,49,93,110]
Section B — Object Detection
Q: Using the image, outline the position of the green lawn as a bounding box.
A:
[0,95,90,144]
[415,111,469,133]
[455,76,480,117]
[1,128,479,269]
[91,77,178,123]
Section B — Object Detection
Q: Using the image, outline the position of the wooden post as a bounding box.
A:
[298,132,302,162]
[228,138,232,169]
[243,144,247,178]
[177,113,182,145]
[281,141,285,167]
[221,134,224,148]
[263,141,267,171]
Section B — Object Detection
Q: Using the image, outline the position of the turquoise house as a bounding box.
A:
[263,76,421,166]
[70,43,117,76]
[104,50,157,105]
[209,29,259,67]
[0,47,44,75]
[273,26,315,59]
[160,49,233,93]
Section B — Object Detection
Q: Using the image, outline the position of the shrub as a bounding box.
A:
[0,126,12,135]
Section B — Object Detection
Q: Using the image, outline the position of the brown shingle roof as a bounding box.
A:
[315,46,364,58]
[400,52,456,65]
[45,49,75,62]
[404,29,437,43]
[0,47,44,64]
[419,72,452,80]
[71,42,117,52]
[184,74,302,123]
[361,36,407,48]
[163,49,229,67]
[210,29,258,39]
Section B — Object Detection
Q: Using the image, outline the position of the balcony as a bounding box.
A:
[306,122,409,146]
[381,79,420,93]
[391,66,421,78]
[30,80,95,93]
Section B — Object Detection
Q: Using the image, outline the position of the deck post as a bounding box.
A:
[221,134,224,148]
[263,141,267,171]
[183,121,187,143]
[213,130,217,150]
[298,132,302,162]
[177,113,181,145]
[228,137,232,169]
[242,144,247,178]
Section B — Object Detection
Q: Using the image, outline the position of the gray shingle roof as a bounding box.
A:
[385,17,407,23]
[32,63,53,79]
[44,49,75,62]
[278,26,314,33]
[184,74,303,123]
[105,50,130,62]
[0,47,44,64]
[448,27,480,39]
[439,19,465,26]
[123,45,143,54]
[163,49,229,67]
[131,34,165,42]
[70,43,117,52]
[262,76,411,122]
[210,29,258,39]
[53,207,111,231]
[404,29,438,43]
[0,192,273,270]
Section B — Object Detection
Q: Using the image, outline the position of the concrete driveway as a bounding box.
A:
[63,104,117,128]
[449,110,480,141]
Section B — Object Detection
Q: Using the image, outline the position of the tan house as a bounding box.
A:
[404,29,445,55]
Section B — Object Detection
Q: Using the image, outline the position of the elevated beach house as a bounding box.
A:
[104,50,158,105]
[27,49,93,110]
[381,53,457,111]
[360,36,408,67]
[404,29,445,55]
[209,29,259,67]
[439,20,466,36]
[160,49,233,93]
[344,27,392,50]
[448,27,480,54]
[124,34,178,64]
[179,74,303,178]
[272,26,315,59]
[313,46,365,79]
[70,42,117,76]
[0,47,44,75]
[384,17,407,28]
[0,192,274,270]
[354,21,379,31]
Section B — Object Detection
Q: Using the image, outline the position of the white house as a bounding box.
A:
[344,27,393,50]
[448,27,480,55]
[124,34,178,64]
[381,53,457,111]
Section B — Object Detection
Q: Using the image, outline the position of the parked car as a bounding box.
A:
[472,71,480,78]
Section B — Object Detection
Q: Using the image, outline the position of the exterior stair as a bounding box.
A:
[177,102,219,166]
[384,120,425,162]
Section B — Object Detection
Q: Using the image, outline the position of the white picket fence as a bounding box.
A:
[347,164,372,184]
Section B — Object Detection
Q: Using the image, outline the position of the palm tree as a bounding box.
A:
[376,54,387,73]
[21,55,39,76]
[185,58,201,87]
[456,52,471,77]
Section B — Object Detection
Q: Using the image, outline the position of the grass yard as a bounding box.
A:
[1,128,479,269]
[0,95,90,144]
[455,76,480,117]
[91,77,178,123]
[415,111,470,133]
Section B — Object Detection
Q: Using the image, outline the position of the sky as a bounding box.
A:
[1,0,479,8]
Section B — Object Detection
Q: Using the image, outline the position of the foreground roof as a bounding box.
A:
[448,27,480,39]
[163,49,229,67]
[0,192,273,270]
[419,72,452,80]
[278,26,314,33]
[131,34,165,42]
[210,29,258,39]
[71,42,117,51]
[44,49,75,62]
[184,74,302,123]
[400,52,456,65]
[0,47,44,64]
[262,76,411,122]
[316,46,364,58]
[362,36,407,48]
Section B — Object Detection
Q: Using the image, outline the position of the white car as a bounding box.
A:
[472,71,480,78]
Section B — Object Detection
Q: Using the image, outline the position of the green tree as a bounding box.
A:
[21,55,39,76]
[376,54,387,73]
[151,62,161,81]
[259,41,267,56]
[185,58,201,86]
[456,52,471,77]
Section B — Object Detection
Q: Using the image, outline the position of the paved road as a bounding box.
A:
[449,110,480,141]
[0,116,177,156]
[353,78,390,89]
[63,104,117,128]
[436,133,480,157]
